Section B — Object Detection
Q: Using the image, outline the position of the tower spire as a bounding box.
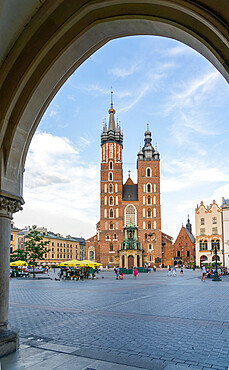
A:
[108,89,116,131]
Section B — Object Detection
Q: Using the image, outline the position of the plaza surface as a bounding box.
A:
[1,269,229,370]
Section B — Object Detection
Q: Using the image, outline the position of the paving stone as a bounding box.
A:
[3,270,229,369]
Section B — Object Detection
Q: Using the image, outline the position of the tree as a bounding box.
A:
[24,226,50,278]
[10,248,28,262]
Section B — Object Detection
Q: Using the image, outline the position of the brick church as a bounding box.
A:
[86,92,171,268]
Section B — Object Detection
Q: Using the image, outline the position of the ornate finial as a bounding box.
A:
[110,88,113,107]
[147,123,149,131]
[128,170,131,178]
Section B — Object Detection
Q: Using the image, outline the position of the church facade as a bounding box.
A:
[86,92,165,268]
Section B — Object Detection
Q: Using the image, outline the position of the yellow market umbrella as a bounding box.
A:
[59,260,83,267]
[81,260,102,267]
[10,260,28,266]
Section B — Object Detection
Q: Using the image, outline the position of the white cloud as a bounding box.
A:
[15,132,99,238]
[165,44,198,57]
[161,158,229,194]
[165,71,220,115]
[111,63,140,78]
[49,110,58,117]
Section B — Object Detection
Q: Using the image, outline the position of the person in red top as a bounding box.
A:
[133,267,138,279]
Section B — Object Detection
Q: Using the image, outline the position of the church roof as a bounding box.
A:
[185,227,195,243]
[125,177,134,185]
[122,184,138,201]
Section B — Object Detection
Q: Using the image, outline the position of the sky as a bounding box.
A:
[14,36,229,240]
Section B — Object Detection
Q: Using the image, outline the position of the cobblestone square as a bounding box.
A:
[1,269,229,369]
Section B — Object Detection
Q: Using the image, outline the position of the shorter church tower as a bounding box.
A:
[137,125,162,266]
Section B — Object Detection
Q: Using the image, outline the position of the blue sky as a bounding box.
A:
[14,36,229,240]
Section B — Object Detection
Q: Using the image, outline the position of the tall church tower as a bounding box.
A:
[137,126,162,265]
[99,91,124,266]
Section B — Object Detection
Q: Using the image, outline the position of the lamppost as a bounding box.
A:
[211,241,221,281]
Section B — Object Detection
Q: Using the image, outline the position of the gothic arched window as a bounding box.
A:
[145,233,148,240]
[109,184,113,193]
[109,196,114,205]
[147,196,151,205]
[110,209,114,218]
[109,172,113,181]
[110,222,114,230]
[147,183,152,193]
[148,222,152,230]
[125,204,136,226]
[109,161,113,170]
[110,243,113,251]
[147,208,151,217]
[146,168,151,177]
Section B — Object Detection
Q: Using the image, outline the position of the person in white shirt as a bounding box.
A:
[202,265,207,281]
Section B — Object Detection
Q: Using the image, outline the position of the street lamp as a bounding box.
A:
[211,241,221,282]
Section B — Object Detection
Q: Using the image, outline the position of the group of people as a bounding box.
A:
[167,265,184,277]
[113,266,139,279]
[144,263,156,273]
[201,265,228,281]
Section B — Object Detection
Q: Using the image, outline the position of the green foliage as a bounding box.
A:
[10,248,28,262]
[24,226,50,267]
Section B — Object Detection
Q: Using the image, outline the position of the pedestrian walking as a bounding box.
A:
[116,267,119,280]
[172,265,177,277]
[168,266,171,276]
[180,265,184,275]
[133,267,138,279]
[202,265,207,281]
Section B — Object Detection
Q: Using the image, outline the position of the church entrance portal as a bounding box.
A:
[128,255,134,269]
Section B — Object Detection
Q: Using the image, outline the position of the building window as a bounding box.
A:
[149,244,152,250]
[57,243,59,247]
[212,227,218,235]
[212,217,217,224]
[110,222,114,230]
[152,233,156,240]
[109,172,113,181]
[200,240,208,251]
[147,208,151,217]
[146,168,151,177]
[109,209,114,218]
[52,242,54,246]
[106,235,109,240]
[109,143,113,158]
[211,239,220,250]
[105,222,108,230]
[109,196,114,205]
[110,256,113,262]
[114,234,117,240]
[52,254,54,258]
[187,251,190,257]
[11,234,13,241]
[109,184,113,193]
[200,228,205,236]
[109,161,113,170]
[110,243,113,251]
[125,204,136,226]
[149,255,152,261]
[201,218,205,225]
[147,184,152,193]
[147,196,151,205]
[148,222,152,230]
[145,233,148,240]
[177,251,180,257]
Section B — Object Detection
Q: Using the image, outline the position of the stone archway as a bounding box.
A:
[0,0,229,356]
